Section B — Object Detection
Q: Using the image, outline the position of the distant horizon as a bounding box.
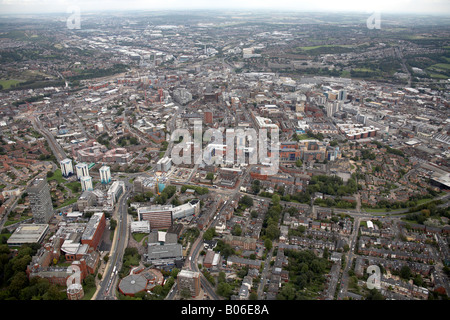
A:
[0,0,449,16]
[2,9,450,17]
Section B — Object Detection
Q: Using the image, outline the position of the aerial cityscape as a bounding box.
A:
[0,1,449,307]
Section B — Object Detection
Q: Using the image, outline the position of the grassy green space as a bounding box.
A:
[0,233,11,242]
[429,73,448,79]
[56,197,78,209]
[4,215,30,226]
[66,181,82,193]
[296,133,310,140]
[433,63,450,70]
[132,233,148,243]
[0,79,24,90]
[353,67,376,73]
[47,169,65,184]
[340,70,351,78]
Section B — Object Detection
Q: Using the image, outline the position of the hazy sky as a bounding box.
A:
[0,0,449,15]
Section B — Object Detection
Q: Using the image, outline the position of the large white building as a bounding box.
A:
[60,158,74,177]
[138,199,200,229]
[156,157,172,172]
[75,162,89,180]
[172,88,192,105]
[171,199,200,220]
[130,221,151,233]
[99,165,111,184]
[107,180,125,206]
[80,176,93,191]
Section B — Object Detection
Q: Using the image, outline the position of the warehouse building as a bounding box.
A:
[7,224,49,247]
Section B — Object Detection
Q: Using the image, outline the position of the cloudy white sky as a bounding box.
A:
[0,0,449,15]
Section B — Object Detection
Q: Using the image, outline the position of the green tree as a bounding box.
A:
[232,224,242,236]
[203,228,216,241]
[216,282,233,298]
[400,265,411,280]
[240,195,254,207]
[265,223,280,240]
[365,288,385,300]
[180,288,191,299]
[42,284,65,300]
[264,238,273,251]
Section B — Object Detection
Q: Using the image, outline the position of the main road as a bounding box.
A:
[31,115,67,162]
[93,180,132,300]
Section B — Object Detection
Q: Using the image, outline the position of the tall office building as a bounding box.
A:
[99,165,111,184]
[80,176,93,192]
[28,178,54,224]
[75,162,89,180]
[60,158,74,177]
[177,270,201,297]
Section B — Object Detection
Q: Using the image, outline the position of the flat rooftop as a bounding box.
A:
[7,224,49,246]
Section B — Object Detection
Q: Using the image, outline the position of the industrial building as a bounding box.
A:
[146,240,183,267]
[7,224,49,247]
[81,212,106,250]
[145,230,183,266]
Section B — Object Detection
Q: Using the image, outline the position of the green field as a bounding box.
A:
[47,169,65,184]
[352,68,376,73]
[432,63,450,70]
[56,197,78,209]
[429,73,448,79]
[0,79,24,90]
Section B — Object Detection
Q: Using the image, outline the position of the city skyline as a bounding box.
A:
[0,0,450,15]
